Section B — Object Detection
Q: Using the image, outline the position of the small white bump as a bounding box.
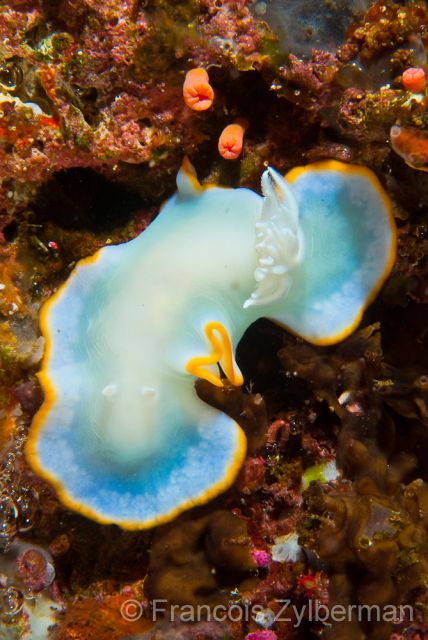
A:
[102,384,117,397]
[141,387,157,399]
[338,390,351,405]
[259,256,274,267]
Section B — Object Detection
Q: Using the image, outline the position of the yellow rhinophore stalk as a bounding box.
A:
[185,321,244,387]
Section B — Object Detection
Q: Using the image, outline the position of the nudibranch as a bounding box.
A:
[26,159,396,529]
[390,125,428,172]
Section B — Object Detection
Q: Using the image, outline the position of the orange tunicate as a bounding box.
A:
[183,68,214,111]
[218,119,248,160]
[390,125,428,172]
[402,67,426,93]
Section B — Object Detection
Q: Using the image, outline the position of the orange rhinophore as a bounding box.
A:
[402,67,426,93]
[390,125,428,172]
[183,68,214,111]
[218,119,248,160]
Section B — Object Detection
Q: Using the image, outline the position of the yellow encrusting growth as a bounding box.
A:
[185,321,244,387]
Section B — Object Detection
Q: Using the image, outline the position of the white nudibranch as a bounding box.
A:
[26,158,396,529]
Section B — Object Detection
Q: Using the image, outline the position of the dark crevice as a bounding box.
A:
[33,168,145,232]
[3,220,18,242]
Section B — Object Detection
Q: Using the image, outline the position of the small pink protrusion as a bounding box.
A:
[245,631,278,640]
[251,549,271,568]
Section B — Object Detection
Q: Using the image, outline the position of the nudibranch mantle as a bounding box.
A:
[27,159,396,529]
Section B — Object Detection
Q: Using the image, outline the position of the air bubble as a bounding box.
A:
[0,61,22,92]
[16,487,39,532]
[0,586,24,617]
[0,496,18,539]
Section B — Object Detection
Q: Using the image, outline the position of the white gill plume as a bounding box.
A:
[243,167,304,309]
